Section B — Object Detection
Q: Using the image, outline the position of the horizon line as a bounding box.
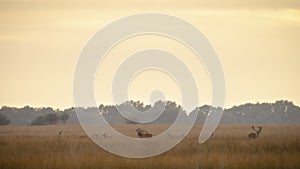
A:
[0,99,297,110]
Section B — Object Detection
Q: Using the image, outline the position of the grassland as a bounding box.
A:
[0,124,299,169]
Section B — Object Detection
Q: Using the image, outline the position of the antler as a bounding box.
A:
[257,126,263,132]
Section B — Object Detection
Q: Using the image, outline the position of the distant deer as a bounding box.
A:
[136,128,152,138]
[248,126,263,139]
[58,130,63,138]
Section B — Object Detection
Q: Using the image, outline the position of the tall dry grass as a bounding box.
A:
[0,124,299,169]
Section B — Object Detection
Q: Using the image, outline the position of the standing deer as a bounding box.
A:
[58,130,63,138]
[248,126,263,139]
[136,128,152,138]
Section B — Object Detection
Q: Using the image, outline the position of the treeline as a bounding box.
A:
[0,100,300,126]
[192,100,300,124]
[0,101,183,126]
[31,112,69,125]
[0,106,74,126]
[102,100,184,124]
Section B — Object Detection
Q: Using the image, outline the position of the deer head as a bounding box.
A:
[248,126,263,139]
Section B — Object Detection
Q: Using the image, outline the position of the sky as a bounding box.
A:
[0,0,300,109]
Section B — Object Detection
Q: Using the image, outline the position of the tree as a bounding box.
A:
[0,114,10,125]
[60,113,69,124]
[45,113,60,124]
[31,113,60,125]
[31,116,46,125]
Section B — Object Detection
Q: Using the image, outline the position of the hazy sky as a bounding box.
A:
[0,0,299,109]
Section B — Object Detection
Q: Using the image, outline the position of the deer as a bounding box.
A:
[136,128,153,138]
[248,126,263,139]
[58,130,63,138]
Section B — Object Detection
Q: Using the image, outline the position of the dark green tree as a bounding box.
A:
[31,116,46,125]
[45,113,60,124]
[60,113,69,124]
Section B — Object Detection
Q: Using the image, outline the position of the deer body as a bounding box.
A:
[136,128,152,138]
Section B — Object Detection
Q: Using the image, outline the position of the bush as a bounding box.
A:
[31,116,46,125]
[45,113,60,124]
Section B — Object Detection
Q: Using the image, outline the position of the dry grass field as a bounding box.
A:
[0,124,299,169]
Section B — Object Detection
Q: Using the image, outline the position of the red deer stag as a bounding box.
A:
[136,128,153,138]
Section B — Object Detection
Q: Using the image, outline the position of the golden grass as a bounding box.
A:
[0,124,299,169]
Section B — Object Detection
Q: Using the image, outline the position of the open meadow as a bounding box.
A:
[0,124,299,169]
